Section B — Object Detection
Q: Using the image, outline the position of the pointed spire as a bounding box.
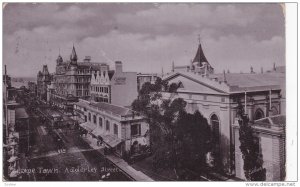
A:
[161,67,164,77]
[192,38,208,65]
[70,44,78,63]
[273,62,276,71]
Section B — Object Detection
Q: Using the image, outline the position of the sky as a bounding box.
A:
[3,3,285,77]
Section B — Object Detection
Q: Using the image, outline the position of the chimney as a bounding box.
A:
[115,61,123,74]
[273,62,276,71]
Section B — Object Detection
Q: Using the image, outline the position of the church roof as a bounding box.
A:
[192,44,209,64]
[211,72,285,93]
[163,71,285,94]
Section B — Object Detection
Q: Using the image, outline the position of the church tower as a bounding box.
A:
[191,37,214,75]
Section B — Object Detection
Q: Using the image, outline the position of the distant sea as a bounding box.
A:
[11,77,36,88]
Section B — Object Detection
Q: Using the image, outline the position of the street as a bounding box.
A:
[17,94,131,181]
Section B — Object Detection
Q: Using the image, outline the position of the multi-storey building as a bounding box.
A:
[90,61,138,107]
[37,65,52,101]
[51,46,106,111]
[74,99,150,158]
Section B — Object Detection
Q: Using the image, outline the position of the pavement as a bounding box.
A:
[82,134,154,181]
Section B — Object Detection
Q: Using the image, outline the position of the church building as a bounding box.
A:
[163,40,285,179]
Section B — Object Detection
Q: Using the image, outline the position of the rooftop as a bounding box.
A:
[76,99,134,116]
[163,70,285,93]
[211,72,285,92]
[254,115,286,129]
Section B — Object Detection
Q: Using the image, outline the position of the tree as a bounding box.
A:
[236,100,266,181]
[132,79,212,180]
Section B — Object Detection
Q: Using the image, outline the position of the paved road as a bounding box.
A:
[21,101,131,181]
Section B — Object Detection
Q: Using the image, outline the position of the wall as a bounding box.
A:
[111,72,138,107]
[233,122,285,181]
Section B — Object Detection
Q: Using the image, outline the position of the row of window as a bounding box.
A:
[91,86,109,93]
[76,91,89,97]
[76,84,89,89]
[77,70,90,74]
[87,113,118,135]
[76,77,90,83]
[85,112,141,137]
[188,94,225,102]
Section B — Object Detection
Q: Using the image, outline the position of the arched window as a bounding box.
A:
[254,109,264,120]
[93,115,96,124]
[210,114,220,144]
[99,117,103,128]
[106,120,110,131]
[88,113,91,121]
[271,106,279,116]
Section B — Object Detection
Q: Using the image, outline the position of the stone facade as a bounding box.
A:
[51,46,105,111]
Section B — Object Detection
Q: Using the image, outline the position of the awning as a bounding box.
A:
[91,128,103,137]
[102,134,123,148]
[79,122,96,132]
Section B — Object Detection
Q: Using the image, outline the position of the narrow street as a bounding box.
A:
[20,96,131,181]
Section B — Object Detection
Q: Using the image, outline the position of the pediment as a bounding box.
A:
[164,73,229,94]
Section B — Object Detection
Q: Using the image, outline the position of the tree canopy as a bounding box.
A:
[132,78,212,180]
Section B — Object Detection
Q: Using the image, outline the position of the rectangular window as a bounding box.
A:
[106,120,110,131]
[114,124,118,135]
[131,124,141,137]
[99,117,103,128]
[84,115,87,122]
[88,113,91,121]
[221,97,225,102]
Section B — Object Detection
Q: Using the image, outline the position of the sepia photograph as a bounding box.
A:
[1,2,297,184]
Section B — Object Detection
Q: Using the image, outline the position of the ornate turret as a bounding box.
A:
[56,54,63,65]
[70,45,78,64]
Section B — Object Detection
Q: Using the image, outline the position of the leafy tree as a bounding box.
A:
[236,100,266,181]
[132,78,212,180]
